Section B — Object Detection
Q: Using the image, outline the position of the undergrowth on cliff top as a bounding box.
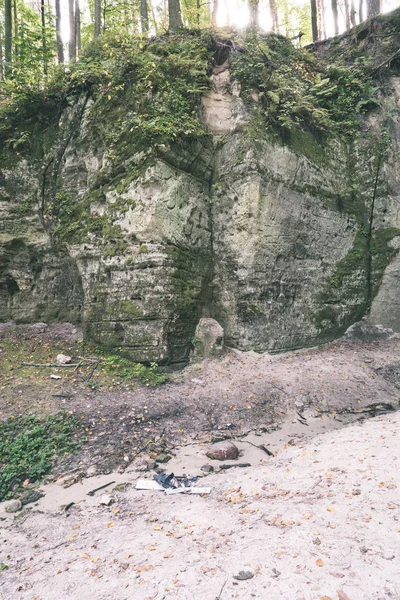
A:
[0,27,383,165]
[231,33,380,138]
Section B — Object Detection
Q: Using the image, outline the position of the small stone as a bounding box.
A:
[206,441,239,461]
[200,464,214,473]
[135,460,156,472]
[155,454,172,464]
[86,465,97,477]
[123,455,130,463]
[4,499,22,513]
[233,570,254,581]
[21,490,44,506]
[56,353,72,365]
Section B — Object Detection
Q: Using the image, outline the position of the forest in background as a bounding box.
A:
[0,0,395,88]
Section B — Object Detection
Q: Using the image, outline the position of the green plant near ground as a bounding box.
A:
[102,355,169,386]
[0,413,83,501]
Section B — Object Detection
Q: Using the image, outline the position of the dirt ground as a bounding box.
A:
[1,325,400,599]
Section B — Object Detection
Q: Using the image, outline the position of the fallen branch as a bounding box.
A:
[21,361,97,368]
[368,49,400,76]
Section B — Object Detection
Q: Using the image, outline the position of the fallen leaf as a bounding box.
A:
[107,522,114,528]
[337,591,351,600]
[316,559,324,567]
[148,545,156,551]
[327,507,335,512]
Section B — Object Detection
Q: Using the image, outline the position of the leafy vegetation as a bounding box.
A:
[0,412,83,501]
[102,355,169,386]
[231,32,380,139]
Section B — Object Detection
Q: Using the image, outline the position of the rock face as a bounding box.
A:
[2,27,400,364]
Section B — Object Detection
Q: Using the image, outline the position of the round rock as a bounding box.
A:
[206,441,239,461]
[5,499,22,513]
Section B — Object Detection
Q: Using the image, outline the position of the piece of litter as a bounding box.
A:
[136,480,164,491]
[99,495,113,506]
[135,479,210,495]
[50,374,62,380]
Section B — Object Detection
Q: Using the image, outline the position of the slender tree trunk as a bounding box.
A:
[366,0,380,17]
[55,0,64,63]
[150,0,159,32]
[359,0,364,21]
[68,0,76,62]
[249,0,259,27]
[75,0,81,56]
[269,0,278,32]
[317,0,322,40]
[283,0,289,36]
[344,0,350,29]
[41,0,48,75]
[141,0,149,33]
[0,15,3,79]
[12,0,17,57]
[320,0,327,40]
[331,0,339,34]
[350,0,356,25]
[212,0,218,26]
[196,0,200,26]
[94,0,101,37]
[4,0,12,71]
[310,0,318,42]
[103,0,106,32]
[168,0,182,30]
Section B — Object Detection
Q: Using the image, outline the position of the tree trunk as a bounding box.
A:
[249,0,259,27]
[310,0,318,42]
[212,0,218,26]
[0,14,3,79]
[55,0,64,63]
[350,0,356,26]
[75,0,81,56]
[359,0,363,21]
[320,0,326,38]
[4,0,12,70]
[366,0,380,17]
[41,0,47,75]
[331,0,339,35]
[196,0,200,26]
[168,0,182,30]
[13,0,17,57]
[141,0,149,33]
[68,0,76,62]
[94,0,101,38]
[269,0,278,32]
[344,0,350,29]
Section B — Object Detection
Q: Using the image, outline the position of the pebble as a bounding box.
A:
[5,499,22,513]
[206,441,239,461]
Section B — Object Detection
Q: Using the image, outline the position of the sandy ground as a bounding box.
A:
[1,328,400,599]
[1,410,399,600]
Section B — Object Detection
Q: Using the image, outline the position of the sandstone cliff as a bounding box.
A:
[1,13,400,364]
